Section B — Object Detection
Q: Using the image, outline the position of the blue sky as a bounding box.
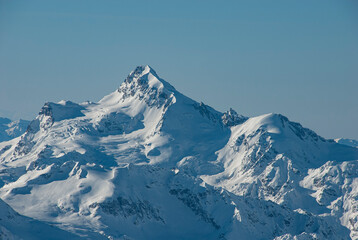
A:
[1,0,357,139]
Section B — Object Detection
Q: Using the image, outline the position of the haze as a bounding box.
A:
[0,0,357,139]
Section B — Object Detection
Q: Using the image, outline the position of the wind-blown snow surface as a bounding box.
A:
[1,65,358,239]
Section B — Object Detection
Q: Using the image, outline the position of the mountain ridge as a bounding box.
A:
[0,66,357,239]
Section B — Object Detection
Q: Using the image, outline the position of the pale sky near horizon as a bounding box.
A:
[0,0,357,139]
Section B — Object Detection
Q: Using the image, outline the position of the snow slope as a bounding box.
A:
[1,65,357,239]
[0,198,81,240]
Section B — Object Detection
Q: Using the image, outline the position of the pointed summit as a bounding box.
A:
[117,65,176,107]
[122,65,175,91]
[125,65,157,83]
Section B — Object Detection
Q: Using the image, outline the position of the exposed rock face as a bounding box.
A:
[222,108,248,127]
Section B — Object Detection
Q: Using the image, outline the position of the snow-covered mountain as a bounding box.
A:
[0,117,30,142]
[1,65,358,239]
[335,138,358,148]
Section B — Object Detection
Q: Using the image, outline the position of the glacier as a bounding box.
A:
[0,65,357,239]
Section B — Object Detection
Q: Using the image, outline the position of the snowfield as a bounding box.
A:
[1,65,358,239]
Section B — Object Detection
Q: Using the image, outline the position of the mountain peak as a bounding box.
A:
[122,65,175,91]
[126,65,156,81]
[116,65,176,107]
[222,108,248,127]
